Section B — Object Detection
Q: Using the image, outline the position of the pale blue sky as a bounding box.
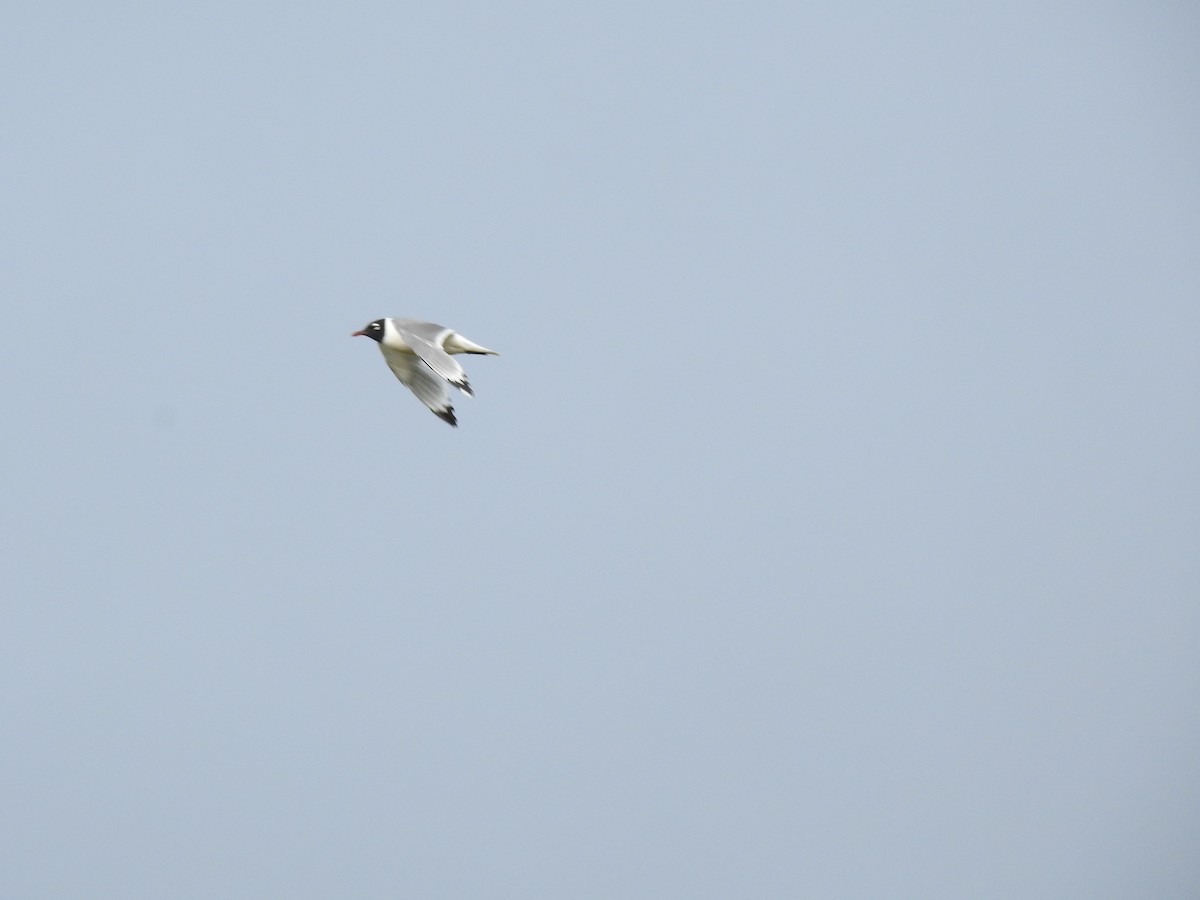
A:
[3,2,1198,897]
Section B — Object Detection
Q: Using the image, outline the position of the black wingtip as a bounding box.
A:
[434,407,458,427]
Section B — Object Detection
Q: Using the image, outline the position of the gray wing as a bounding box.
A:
[380,345,457,427]
[390,319,473,396]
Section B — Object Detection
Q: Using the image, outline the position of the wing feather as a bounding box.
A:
[381,346,457,426]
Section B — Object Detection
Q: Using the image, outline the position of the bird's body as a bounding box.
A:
[353,317,499,426]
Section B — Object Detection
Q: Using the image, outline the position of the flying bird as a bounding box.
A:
[352,317,499,427]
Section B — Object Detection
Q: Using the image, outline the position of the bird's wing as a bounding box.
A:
[391,319,472,396]
[381,345,457,427]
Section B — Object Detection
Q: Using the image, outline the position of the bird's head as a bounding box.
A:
[352,319,386,343]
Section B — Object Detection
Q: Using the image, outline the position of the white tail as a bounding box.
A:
[444,332,499,356]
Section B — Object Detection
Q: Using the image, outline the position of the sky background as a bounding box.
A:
[2,2,1198,897]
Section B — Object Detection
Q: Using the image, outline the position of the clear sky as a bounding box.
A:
[3,2,1198,897]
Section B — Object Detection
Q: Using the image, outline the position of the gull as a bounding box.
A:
[352,317,499,427]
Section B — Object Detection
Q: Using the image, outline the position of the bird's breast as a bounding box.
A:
[380,334,414,354]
